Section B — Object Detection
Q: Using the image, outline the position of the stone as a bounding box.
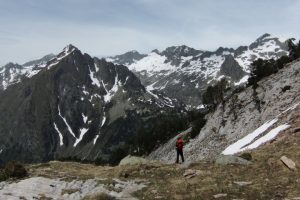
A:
[151,190,158,194]
[293,127,300,133]
[213,193,227,198]
[233,181,252,186]
[0,177,146,200]
[215,155,252,165]
[183,169,202,179]
[280,156,297,171]
[119,155,149,166]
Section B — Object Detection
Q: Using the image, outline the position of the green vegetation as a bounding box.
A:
[239,152,252,161]
[61,188,80,195]
[0,161,27,181]
[127,110,207,157]
[202,78,229,110]
[248,39,300,87]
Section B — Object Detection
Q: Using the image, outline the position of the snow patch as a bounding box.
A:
[196,104,205,109]
[222,119,278,155]
[74,128,89,147]
[234,75,249,86]
[101,116,106,127]
[240,124,290,151]
[89,65,101,87]
[129,52,175,72]
[58,106,76,139]
[53,123,64,146]
[103,69,120,103]
[146,82,159,99]
[82,113,88,124]
[93,135,99,145]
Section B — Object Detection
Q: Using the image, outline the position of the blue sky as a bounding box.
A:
[0,0,299,65]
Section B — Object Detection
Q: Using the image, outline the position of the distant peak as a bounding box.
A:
[261,33,271,38]
[56,44,80,59]
[151,49,160,54]
[63,44,78,53]
[255,33,273,42]
[122,50,142,55]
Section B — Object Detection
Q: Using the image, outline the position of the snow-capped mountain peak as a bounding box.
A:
[0,45,81,90]
[107,34,289,108]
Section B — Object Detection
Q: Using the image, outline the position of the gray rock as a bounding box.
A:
[233,181,252,186]
[281,156,297,171]
[219,55,247,81]
[0,177,146,200]
[215,155,252,165]
[213,193,227,198]
[119,155,149,166]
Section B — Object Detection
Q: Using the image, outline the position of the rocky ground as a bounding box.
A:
[0,120,300,200]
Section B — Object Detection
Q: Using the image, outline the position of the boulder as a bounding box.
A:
[215,155,252,165]
[280,156,297,171]
[233,181,252,186]
[213,193,227,199]
[293,127,300,133]
[119,155,149,166]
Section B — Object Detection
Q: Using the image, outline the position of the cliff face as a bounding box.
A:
[149,59,300,162]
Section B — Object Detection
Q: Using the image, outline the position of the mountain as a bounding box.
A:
[107,33,289,108]
[149,58,300,162]
[0,54,55,90]
[0,45,180,164]
[0,33,292,164]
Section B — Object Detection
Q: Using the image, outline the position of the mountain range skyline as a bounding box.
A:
[0,33,292,66]
[1,0,300,65]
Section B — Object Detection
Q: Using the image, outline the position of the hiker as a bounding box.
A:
[176,134,184,163]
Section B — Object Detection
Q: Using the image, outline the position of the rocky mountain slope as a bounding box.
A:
[0,54,55,90]
[149,58,300,163]
[0,45,179,165]
[108,33,288,108]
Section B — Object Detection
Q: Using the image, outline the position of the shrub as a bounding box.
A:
[190,115,207,138]
[248,39,300,87]
[0,161,27,181]
[202,78,228,109]
[281,85,291,93]
[248,58,277,87]
[239,152,252,161]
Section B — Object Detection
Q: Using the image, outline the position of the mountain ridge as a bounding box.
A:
[106,33,289,108]
[0,45,182,165]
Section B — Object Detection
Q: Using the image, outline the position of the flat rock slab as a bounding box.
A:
[281,156,297,171]
[119,155,149,166]
[213,193,227,198]
[233,181,252,186]
[216,155,252,165]
[183,169,203,179]
[0,177,146,200]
